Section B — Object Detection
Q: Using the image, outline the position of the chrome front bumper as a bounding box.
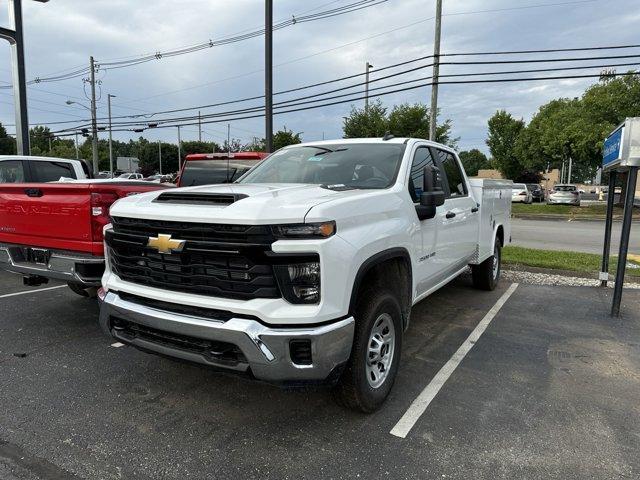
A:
[99,291,355,383]
[0,244,103,286]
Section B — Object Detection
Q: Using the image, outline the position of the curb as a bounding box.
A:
[511,214,639,223]
[503,263,640,283]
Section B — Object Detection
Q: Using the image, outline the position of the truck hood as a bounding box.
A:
[109,183,368,224]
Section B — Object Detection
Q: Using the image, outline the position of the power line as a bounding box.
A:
[27,44,640,128]
[50,70,639,135]
[60,53,640,129]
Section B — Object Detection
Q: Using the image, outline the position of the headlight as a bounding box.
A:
[274,260,321,304]
[272,221,335,239]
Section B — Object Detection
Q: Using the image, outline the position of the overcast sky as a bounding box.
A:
[1,0,639,153]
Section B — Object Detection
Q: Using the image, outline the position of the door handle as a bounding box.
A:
[445,211,456,219]
[471,207,479,213]
[24,188,43,198]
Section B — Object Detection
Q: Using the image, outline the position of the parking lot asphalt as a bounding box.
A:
[1,271,639,479]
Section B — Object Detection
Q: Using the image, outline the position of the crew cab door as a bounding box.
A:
[432,148,479,274]
[406,145,448,295]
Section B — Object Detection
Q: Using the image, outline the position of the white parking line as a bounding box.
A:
[111,342,125,348]
[0,285,66,299]
[390,283,519,438]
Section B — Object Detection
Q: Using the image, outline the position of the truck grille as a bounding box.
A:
[106,217,280,300]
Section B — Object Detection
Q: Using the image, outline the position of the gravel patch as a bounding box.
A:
[502,269,640,289]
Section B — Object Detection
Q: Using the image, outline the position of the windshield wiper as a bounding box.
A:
[321,184,356,191]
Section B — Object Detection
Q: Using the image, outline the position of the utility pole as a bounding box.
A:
[48,134,51,152]
[158,140,162,175]
[74,131,79,159]
[89,56,99,176]
[198,111,202,142]
[365,62,373,113]
[226,123,231,182]
[177,125,182,170]
[107,93,115,178]
[0,0,46,155]
[567,156,573,184]
[429,0,443,141]
[265,0,273,153]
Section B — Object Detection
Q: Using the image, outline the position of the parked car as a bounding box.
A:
[0,180,171,297]
[98,137,512,412]
[176,152,267,187]
[0,155,92,183]
[511,183,532,203]
[118,172,144,180]
[527,183,545,203]
[548,184,581,206]
[143,174,172,183]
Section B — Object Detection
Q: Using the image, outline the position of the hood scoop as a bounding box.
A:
[154,192,248,206]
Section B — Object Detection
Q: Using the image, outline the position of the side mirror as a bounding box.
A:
[415,165,444,220]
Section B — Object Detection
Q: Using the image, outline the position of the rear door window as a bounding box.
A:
[31,160,76,182]
[0,160,26,183]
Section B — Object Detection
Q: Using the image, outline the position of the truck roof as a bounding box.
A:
[185,152,267,161]
[0,155,84,162]
[292,137,456,151]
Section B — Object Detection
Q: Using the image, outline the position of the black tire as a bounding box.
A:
[471,238,502,291]
[333,288,403,413]
[67,282,98,298]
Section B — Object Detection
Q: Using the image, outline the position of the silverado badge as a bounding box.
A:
[147,234,185,254]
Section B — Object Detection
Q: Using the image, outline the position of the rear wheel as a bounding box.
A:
[333,288,402,413]
[471,238,502,291]
[67,282,97,298]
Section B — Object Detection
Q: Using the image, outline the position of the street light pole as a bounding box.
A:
[429,0,443,141]
[74,131,79,159]
[158,140,162,175]
[89,56,99,176]
[265,0,273,153]
[107,93,115,178]
[0,0,48,154]
[177,125,182,170]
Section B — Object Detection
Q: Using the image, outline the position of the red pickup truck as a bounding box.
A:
[0,181,170,296]
[177,152,267,187]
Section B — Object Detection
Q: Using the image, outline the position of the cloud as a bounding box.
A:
[0,0,638,153]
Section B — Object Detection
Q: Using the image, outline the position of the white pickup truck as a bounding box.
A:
[98,137,511,411]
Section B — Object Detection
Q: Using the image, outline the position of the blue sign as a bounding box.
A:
[603,125,624,169]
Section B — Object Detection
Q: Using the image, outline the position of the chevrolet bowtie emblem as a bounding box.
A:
[146,234,186,254]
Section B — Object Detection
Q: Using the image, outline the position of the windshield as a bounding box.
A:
[237,143,406,189]
[555,185,577,192]
[180,159,257,187]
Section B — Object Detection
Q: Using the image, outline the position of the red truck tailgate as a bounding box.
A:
[0,182,170,255]
[0,183,93,252]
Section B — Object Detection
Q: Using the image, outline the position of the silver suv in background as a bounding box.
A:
[548,184,581,206]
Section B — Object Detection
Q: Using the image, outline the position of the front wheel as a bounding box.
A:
[471,238,502,291]
[333,288,402,413]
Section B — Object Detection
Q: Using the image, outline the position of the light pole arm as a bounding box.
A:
[0,26,17,44]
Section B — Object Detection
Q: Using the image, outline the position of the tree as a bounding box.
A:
[343,100,457,147]
[273,127,302,150]
[343,100,388,138]
[486,110,528,181]
[458,149,489,176]
[242,127,303,152]
[0,123,16,155]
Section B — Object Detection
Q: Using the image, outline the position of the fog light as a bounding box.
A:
[274,261,321,304]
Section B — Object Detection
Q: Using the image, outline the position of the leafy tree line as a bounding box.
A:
[486,73,640,183]
[0,124,303,175]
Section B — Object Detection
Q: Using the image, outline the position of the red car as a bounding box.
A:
[0,180,171,296]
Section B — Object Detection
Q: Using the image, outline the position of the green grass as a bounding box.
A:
[502,246,640,278]
[511,203,637,217]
